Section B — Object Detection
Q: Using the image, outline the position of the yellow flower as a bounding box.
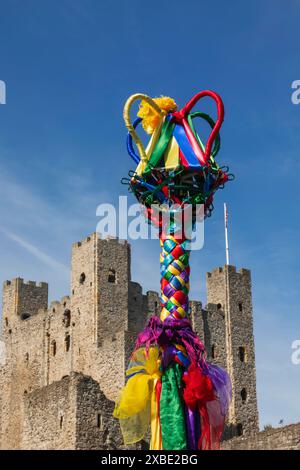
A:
[137,96,177,134]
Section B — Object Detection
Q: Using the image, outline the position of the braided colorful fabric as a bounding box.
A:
[114,90,233,450]
[160,235,190,321]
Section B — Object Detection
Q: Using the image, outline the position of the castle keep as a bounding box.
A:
[0,233,259,450]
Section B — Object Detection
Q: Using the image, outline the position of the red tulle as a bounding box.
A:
[183,364,215,410]
[183,364,223,450]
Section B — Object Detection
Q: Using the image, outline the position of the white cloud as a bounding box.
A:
[0,227,69,274]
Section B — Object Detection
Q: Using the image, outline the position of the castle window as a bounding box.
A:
[96,413,103,430]
[25,352,29,363]
[65,335,70,352]
[63,309,71,327]
[238,346,247,363]
[217,303,222,310]
[211,344,217,359]
[241,388,247,402]
[237,423,243,436]
[238,302,243,312]
[5,317,8,327]
[51,340,57,356]
[21,312,31,321]
[79,272,86,284]
[59,415,63,429]
[108,269,116,283]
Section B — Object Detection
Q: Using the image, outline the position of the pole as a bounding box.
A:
[224,202,230,265]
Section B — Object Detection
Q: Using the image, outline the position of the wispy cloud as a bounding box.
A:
[0,227,69,274]
[0,162,108,300]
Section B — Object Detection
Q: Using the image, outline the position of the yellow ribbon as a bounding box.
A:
[150,378,163,450]
[113,347,162,447]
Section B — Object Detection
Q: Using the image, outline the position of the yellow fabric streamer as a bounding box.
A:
[113,347,162,447]
[150,378,163,450]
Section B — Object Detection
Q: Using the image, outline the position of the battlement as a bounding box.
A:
[72,233,96,249]
[2,277,48,324]
[72,233,129,250]
[3,278,48,289]
[101,235,128,245]
[146,290,159,298]
[207,265,251,280]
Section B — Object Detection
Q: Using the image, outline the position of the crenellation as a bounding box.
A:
[38,282,48,289]
[26,281,37,287]
[73,233,97,250]
[238,268,251,282]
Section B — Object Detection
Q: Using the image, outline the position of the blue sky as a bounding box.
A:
[0,0,300,429]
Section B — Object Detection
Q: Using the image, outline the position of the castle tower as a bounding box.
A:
[206,265,259,437]
[1,279,49,449]
[2,278,48,328]
[70,233,134,400]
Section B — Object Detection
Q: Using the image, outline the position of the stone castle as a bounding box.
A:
[0,232,298,450]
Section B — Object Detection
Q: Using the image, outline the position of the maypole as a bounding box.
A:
[114,91,233,450]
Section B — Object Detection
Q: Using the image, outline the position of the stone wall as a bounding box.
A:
[0,281,78,449]
[1,280,49,449]
[21,372,124,450]
[22,374,77,449]
[203,303,227,369]
[221,423,300,450]
[189,300,205,343]
[74,373,123,450]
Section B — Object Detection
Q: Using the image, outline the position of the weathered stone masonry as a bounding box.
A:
[0,232,265,449]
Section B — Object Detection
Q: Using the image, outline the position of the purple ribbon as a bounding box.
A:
[185,403,201,450]
[135,316,207,367]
